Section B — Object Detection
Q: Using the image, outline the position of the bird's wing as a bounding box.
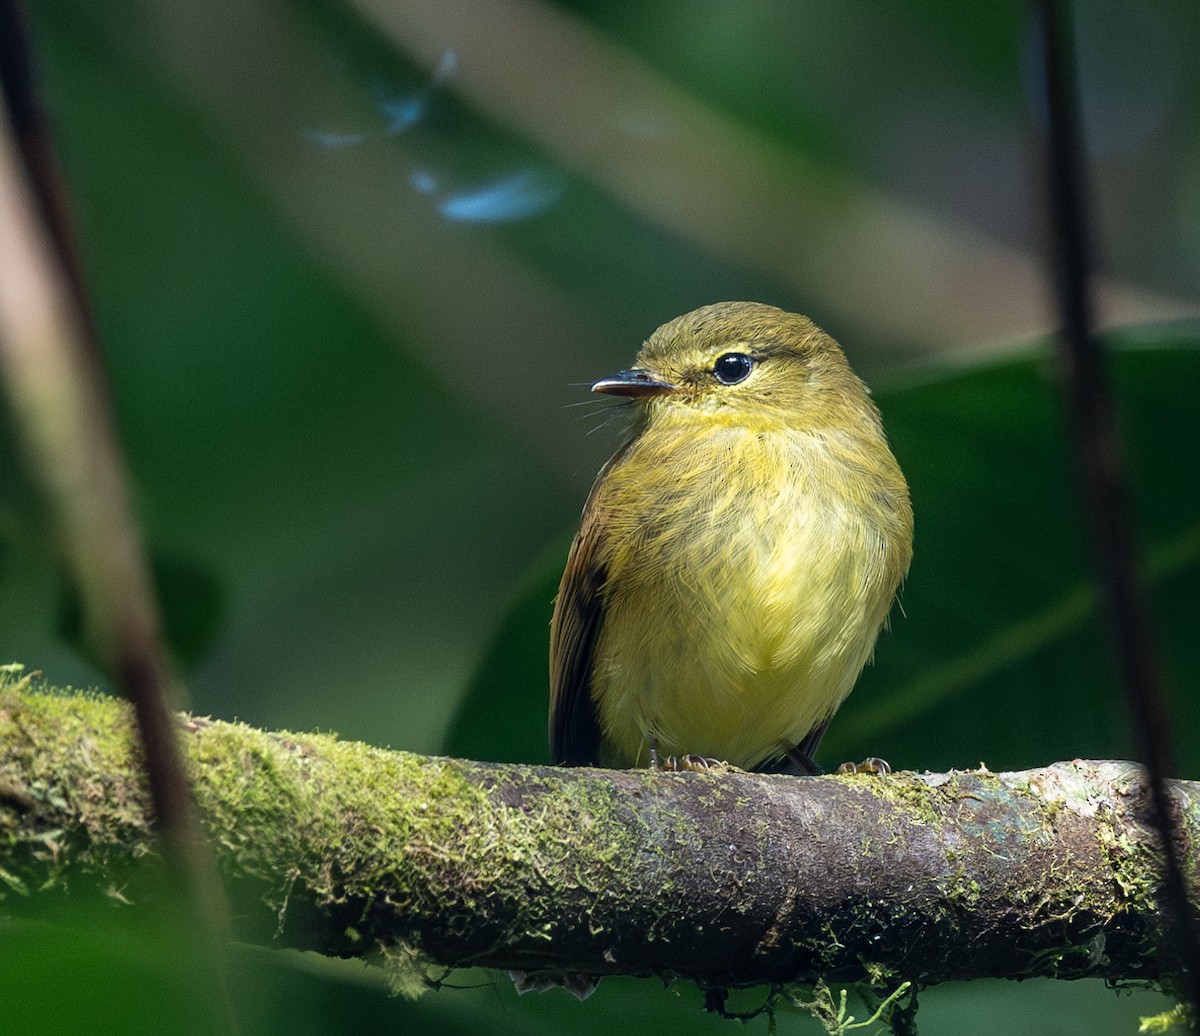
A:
[549,444,634,766]
[548,517,606,765]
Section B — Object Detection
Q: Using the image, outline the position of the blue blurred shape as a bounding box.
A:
[373,49,458,137]
[438,169,562,223]
[432,49,458,82]
[410,169,439,194]
[304,130,369,151]
[374,84,426,135]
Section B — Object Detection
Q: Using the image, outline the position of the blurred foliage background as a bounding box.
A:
[3,0,1200,1032]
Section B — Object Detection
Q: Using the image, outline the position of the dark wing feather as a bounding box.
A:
[548,521,606,765]
[549,442,637,766]
[755,719,830,775]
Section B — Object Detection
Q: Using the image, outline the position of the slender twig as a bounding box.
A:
[0,4,234,1029]
[1033,0,1200,1016]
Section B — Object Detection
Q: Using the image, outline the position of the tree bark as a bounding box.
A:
[0,680,1191,991]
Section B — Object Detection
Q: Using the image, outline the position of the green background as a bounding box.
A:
[3,0,1199,1032]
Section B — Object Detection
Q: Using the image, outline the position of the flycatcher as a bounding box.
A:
[550,302,912,773]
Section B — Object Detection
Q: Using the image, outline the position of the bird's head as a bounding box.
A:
[593,302,877,434]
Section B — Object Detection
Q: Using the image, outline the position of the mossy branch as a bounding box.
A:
[0,678,1193,991]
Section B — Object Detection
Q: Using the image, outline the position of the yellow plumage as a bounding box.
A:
[550,302,912,772]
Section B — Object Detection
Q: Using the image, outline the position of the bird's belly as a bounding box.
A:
[593,492,895,769]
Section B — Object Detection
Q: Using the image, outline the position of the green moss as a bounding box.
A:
[380,939,440,1000]
[1139,1001,1190,1033]
[0,670,154,900]
[788,978,915,1036]
[858,771,940,828]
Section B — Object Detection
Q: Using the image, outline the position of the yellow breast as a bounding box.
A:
[590,420,911,769]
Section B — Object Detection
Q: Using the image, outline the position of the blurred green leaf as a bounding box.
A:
[443,538,568,763]
[447,325,1200,776]
[1,909,224,1036]
[2,909,1175,1036]
[152,554,226,668]
[56,551,224,673]
[0,908,433,1036]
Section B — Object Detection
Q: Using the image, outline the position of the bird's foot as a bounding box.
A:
[836,756,891,776]
[664,753,735,773]
[646,738,737,772]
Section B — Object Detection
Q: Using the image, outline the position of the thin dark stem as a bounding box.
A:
[0,0,96,348]
[0,3,236,1030]
[1034,0,1200,1015]
[0,0,188,882]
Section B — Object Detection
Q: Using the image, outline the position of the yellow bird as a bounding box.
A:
[549,302,912,773]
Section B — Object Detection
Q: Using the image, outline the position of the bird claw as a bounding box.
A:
[678,754,733,772]
[836,756,891,776]
[654,753,734,772]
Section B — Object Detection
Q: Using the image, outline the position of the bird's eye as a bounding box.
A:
[712,352,754,385]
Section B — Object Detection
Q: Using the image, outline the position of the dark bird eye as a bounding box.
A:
[712,352,754,385]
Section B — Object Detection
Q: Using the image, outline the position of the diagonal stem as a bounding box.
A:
[0,3,236,1029]
[1033,0,1200,1015]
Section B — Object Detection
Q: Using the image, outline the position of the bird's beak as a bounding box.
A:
[591,368,676,398]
